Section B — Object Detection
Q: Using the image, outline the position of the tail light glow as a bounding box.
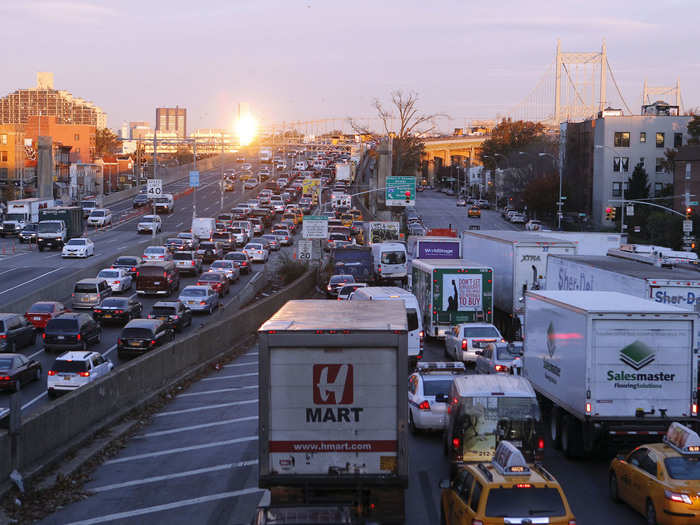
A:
[418,401,430,410]
[585,402,592,414]
[452,437,460,449]
[48,370,56,376]
[461,339,467,350]
[79,371,90,377]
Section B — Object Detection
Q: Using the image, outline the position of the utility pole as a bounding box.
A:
[219,132,224,212]
[152,132,157,240]
[192,140,197,223]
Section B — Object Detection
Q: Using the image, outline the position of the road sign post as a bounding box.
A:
[297,239,313,262]
[386,176,416,207]
[684,220,693,233]
[146,179,162,198]
[189,171,200,188]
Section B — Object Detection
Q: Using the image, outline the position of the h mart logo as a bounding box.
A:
[313,364,354,405]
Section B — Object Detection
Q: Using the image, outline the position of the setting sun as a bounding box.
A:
[235,114,257,146]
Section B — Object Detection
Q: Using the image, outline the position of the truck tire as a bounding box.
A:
[549,406,562,450]
[609,472,620,502]
[38,245,44,252]
[561,415,584,458]
[646,499,658,525]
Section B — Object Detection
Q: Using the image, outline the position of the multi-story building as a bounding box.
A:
[562,101,692,227]
[0,73,106,128]
[156,107,186,138]
[24,115,95,164]
[673,145,700,214]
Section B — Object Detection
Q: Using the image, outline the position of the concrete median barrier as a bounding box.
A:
[5,265,316,489]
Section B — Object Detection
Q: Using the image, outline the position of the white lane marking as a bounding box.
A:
[0,267,64,296]
[222,361,257,368]
[138,415,258,438]
[245,351,259,356]
[118,245,129,250]
[178,385,258,398]
[28,348,44,359]
[201,371,258,382]
[176,222,183,227]
[155,399,257,417]
[0,267,16,277]
[22,391,47,410]
[102,344,117,357]
[104,436,257,465]
[90,459,259,493]
[63,486,262,525]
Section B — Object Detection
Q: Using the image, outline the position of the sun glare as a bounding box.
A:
[235,115,258,146]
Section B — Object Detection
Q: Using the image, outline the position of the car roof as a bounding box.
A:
[76,278,104,284]
[153,301,180,307]
[182,285,210,291]
[124,319,160,329]
[55,351,97,361]
[452,375,536,398]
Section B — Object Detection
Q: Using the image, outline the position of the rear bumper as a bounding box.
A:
[136,289,170,295]
[45,342,82,352]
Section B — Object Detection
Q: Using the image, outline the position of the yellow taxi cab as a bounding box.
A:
[340,213,354,227]
[350,208,363,221]
[609,422,700,525]
[440,440,576,525]
[468,206,481,218]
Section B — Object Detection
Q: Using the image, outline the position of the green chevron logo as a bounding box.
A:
[546,322,556,358]
[619,341,655,370]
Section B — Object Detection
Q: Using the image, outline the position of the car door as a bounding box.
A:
[618,448,647,507]
[628,448,660,513]
[17,316,33,347]
[13,356,27,383]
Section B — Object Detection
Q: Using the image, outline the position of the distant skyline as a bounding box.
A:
[2,0,698,132]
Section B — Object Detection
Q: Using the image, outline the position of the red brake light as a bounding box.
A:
[515,483,532,488]
[76,334,81,341]
[151,339,157,345]
[115,310,124,314]
[131,267,136,272]
[47,370,56,376]
[495,365,509,372]
[79,371,90,377]
[0,335,5,339]
[452,437,460,450]
[461,339,467,350]
[538,437,545,450]
[42,333,46,339]
[0,376,10,381]
[200,301,206,305]
[418,400,430,410]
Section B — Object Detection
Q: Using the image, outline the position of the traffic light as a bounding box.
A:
[405,190,412,204]
[606,207,613,220]
[687,207,693,220]
[611,207,616,220]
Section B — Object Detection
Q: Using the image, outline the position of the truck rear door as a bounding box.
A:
[590,318,694,418]
[268,347,398,476]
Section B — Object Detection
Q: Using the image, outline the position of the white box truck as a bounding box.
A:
[1,198,54,236]
[191,217,216,240]
[335,162,352,183]
[532,232,622,255]
[411,259,494,338]
[258,300,408,523]
[461,230,576,339]
[524,290,699,457]
[546,255,700,312]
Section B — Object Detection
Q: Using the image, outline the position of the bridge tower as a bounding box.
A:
[642,79,682,110]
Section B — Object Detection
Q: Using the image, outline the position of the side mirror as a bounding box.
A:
[439,479,451,490]
[474,350,483,356]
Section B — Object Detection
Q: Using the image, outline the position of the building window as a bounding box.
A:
[654,182,663,195]
[613,157,621,172]
[656,157,665,173]
[0,168,7,181]
[614,132,630,147]
[0,152,6,162]
[674,133,683,148]
[75,148,80,153]
[0,134,6,145]
[623,182,629,195]
[639,157,645,166]
[621,157,629,172]
[74,133,80,141]
[640,132,646,143]
[656,132,665,148]
[612,182,622,198]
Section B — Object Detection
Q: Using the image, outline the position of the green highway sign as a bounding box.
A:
[386,176,416,207]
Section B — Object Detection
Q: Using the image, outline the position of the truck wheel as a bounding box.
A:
[38,245,44,252]
[409,411,417,434]
[549,407,562,450]
[561,415,583,458]
[646,499,657,525]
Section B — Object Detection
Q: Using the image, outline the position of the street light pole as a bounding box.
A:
[220,132,224,212]
[192,140,197,223]
[152,132,157,240]
[538,152,561,230]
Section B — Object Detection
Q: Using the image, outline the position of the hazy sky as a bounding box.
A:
[2,0,698,132]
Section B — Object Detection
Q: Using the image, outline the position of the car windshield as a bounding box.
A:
[423,378,453,397]
[121,327,154,339]
[485,487,565,517]
[381,251,406,264]
[38,222,60,233]
[200,243,216,250]
[98,270,119,278]
[246,244,262,250]
[182,288,206,296]
[211,262,229,269]
[155,197,169,203]
[330,275,353,284]
[29,303,55,313]
[67,239,86,246]
[0,358,14,370]
[463,326,500,339]
[199,274,222,281]
[52,360,89,373]
[101,298,128,307]
[167,239,182,244]
[90,211,105,217]
[664,457,700,480]
[178,233,192,239]
[115,257,137,265]
[226,253,245,260]
[173,252,193,260]
[151,306,176,316]
[497,344,523,360]
[145,247,163,254]
[143,216,158,221]
[46,319,78,331]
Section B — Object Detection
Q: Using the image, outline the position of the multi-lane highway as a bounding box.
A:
[0,155,307,420]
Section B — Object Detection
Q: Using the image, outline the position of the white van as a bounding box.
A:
[350,286,423,367]
[191,217,216,240]
[371,242,408,285]
[294,160,307,171]
[154,194,174,214]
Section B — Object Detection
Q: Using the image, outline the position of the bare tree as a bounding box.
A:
[350,90,445,176]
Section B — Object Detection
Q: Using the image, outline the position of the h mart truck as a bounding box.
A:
[461,230,576,340]
[258,300,408,524]
[411,258,494,338]
[524,290,699,458]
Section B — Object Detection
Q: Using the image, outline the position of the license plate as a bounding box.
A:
[63,375,71,380]
[132,341,143,346]
[158,316,167,321]
[57,336,65,340]
[83,297,90,301]
[188,301,195,305]
[154,281,160,285]
[33,316,42,321]
[104,314,112,318]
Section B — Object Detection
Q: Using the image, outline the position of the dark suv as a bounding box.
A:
[135,262,180,296]
[212,231,235,252]
[197,241,224,264]
[43,313,102,353]
[148,301,193,332]
[0,313,36,352]
[117,319,174,359]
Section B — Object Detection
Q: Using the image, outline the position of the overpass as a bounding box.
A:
[420,135,487,182]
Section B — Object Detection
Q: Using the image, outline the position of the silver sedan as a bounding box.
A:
[177,286,219,314]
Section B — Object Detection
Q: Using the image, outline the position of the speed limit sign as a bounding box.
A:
[297,240,312,261]
[147,179,163,197]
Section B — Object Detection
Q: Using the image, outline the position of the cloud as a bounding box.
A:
[1,1,118,21]
[462,14,657,33]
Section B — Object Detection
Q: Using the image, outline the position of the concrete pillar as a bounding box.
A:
[37,136,53,199]
[376,138,392,210]
[445,149,452,166]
